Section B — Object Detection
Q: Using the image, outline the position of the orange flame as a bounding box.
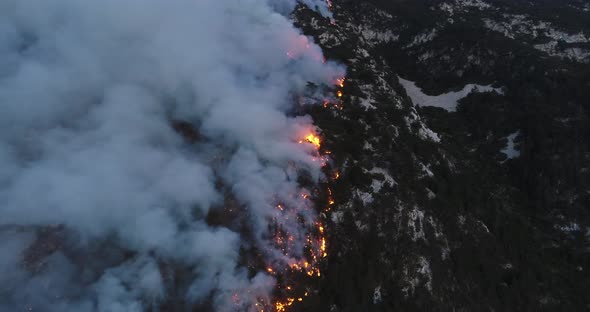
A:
[269,76,346,311]
[299,133,321,149]
[305,134,321,148]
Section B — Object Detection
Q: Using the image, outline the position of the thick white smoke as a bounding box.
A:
[0,0,342,311]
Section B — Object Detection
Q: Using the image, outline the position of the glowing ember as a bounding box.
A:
[274,297,295,312]
[268,77,345,312]
[305,134,321,148]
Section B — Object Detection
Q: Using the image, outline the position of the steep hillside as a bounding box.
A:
[295,1,590,310]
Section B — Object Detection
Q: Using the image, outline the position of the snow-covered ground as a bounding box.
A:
[533,42,590,63]
[501,131,520,160]
[398,77,503,112]
[439,0,492,16]
[405,29,438,48]
[483,15,590,63]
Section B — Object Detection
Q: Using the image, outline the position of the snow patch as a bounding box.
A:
[418,126,441,143]
[399,77,503,112]
[373,286,382,304]
[483,14,590,62]
[355,190,374,205]
[501,131,520,160]
[402,256,433,297]
[417,257,433,292]
[405,29,438,48]
[439,0,491,16]
[408,206,426,241]
[368,167,397,192]
[419,162,434,178]
[355,220,369,231]
[331,211,344,224]
[477,220,490,233]
[359,26,399,46]
[426,188,436,199]
[534,42,590,62]
[359,97,378,110]
[558,222,581,233]
[458,215,466,226]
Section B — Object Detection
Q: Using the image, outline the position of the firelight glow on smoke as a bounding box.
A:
[0,0,344,311]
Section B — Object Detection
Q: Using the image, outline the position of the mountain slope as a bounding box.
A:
[295,1,590,310]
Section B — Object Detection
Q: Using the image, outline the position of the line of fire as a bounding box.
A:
[268,74,345,312]
[225,72,345,311]
[264,2,344,311]
[229,2,343,310]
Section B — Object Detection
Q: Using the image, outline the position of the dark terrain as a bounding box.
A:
[294,0,590,310]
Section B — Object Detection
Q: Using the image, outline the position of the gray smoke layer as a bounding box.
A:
[0,0,342,311]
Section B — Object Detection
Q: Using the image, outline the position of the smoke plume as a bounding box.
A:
[0,0,342,311]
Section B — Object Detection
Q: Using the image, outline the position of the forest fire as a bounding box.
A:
[265,168,337,311]
[305,134,321,148]
[266,175,338,311]
[268,71,347,311]
[336,78,344,97]
[266,6,344,308]
[298,133,321,149]
[322,78,345,110]
[264,173,333,310]
[0,0,348,311]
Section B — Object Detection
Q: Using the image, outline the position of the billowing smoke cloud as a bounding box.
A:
[0,0,342,311]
